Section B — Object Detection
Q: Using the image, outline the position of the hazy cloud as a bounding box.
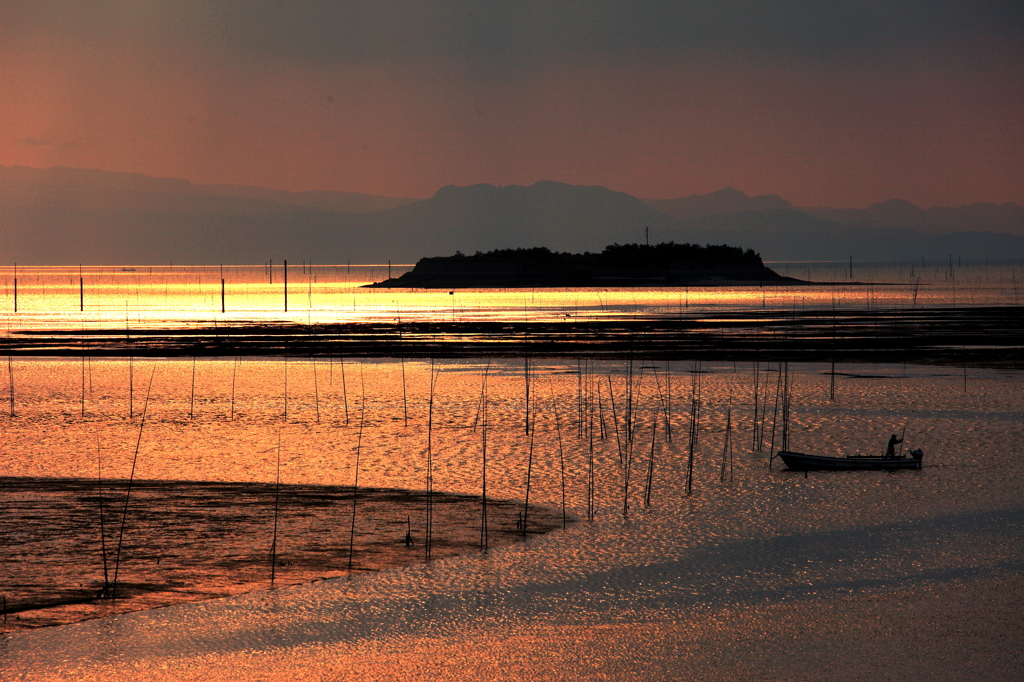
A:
[19,136,56,147]
[4,1,1022,69]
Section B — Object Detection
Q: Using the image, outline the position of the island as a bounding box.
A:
[366,242,800,288]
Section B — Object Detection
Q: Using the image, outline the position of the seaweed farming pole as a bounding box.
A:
[685,362,702,496]
[110,368,155,599]
[7,356,13,417]
[399,319,408,427]
[479,362,490,549]
[607,375,624,463]
[79,264,84,312]
[643,417,658,506]
[270,430,282,586]
[81,354,86,417]
[340,355,349,425]
[522,416,537,536]
[665,361,672,443]
[550,384,568,529]
[313,358,321,423]
[96,435,109,596]
[230,356,239,420]
[752,362,760,451]
[220,263,225,314]
[587,396,595,521]
[347,366,367,571]
[524,352,531,435]
[425,359,439,560]
[13,263,17,313]
[283,260,288,312]
[767,362,784,468]
[622,417,635,516]
[720,401,734,482]
[128,356,134,418]
[188,356,196,420]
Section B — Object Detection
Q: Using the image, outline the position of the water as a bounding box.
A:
[0,263,1022,680]
[1,260,1021,332]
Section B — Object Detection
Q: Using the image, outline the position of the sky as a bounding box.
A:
[1,1,1022,207]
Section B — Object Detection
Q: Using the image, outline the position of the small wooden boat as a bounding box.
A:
[778,448,923,471]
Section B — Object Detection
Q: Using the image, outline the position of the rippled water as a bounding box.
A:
[1,356,1022,679]
[1,263,1022,680]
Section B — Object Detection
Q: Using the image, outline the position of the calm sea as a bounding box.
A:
[1,262,1022,680]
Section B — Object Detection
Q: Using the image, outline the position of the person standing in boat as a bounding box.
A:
[885,434,903,458]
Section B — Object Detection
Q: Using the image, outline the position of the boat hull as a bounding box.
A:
[778,450,923,471]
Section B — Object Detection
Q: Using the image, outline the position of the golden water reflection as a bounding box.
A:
[0,261,1019,332]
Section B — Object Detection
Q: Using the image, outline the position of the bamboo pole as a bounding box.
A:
[720,401,734,482]
[128,355,134,418]
[189,356,196,420]
[587,395,595,521]
[479,360,491,549]
[522,414,536,535]
[110,368,155,599]
[270,430,282,585]
[607,375,624,463]
[230,356,239,420]
[524,354,531,435]
[644,417,658,506]
[7,356,13,417]
[81,354,86,417]
[425,359,438,559]
[347,365,366,571]
[768,362,784,468]
[550,383,568,529]
[340,355,349,425]
[96,434,109,596]
[313,357,321,422]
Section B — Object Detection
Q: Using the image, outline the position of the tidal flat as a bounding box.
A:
[1,262,1022,680]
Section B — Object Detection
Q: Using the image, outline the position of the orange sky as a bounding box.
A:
[1,2,1021,207]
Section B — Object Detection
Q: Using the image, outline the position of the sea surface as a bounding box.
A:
[1,262,1022,680]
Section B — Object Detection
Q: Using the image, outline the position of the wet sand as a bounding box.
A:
[3,306,1021,368]
[1,477,566,632]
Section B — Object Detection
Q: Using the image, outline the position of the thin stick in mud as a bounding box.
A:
[479,360,491,549]
[347,365,367,571]
[425,359,439,559]
[644,417,658,506]
[110,368,155,599]
[549,382,569,529]
[271,430,282,585]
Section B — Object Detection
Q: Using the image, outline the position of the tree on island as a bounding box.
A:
[436,242,764,270]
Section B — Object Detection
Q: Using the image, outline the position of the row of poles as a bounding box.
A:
[8,261,309,314]
[6,355,802,606]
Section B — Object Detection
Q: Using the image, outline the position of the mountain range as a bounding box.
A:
[1,164,1021,265]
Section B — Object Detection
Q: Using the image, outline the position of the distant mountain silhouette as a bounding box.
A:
[1,164,1021,264]
[363,181,675,257]
[804,199,1024,236]
[647,187,793,220]
[196,183,416,214]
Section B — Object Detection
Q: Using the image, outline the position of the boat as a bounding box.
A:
[778,449,924,471]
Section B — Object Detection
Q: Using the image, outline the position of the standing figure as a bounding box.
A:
[885,433,903,458]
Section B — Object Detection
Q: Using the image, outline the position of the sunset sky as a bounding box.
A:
[1,1,1022,207]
